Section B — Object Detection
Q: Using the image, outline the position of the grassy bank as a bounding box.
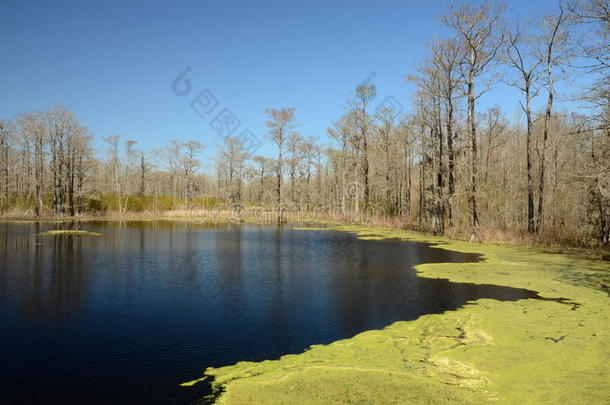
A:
[188,224,610,404]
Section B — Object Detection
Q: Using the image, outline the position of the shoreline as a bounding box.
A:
[4,215,608,261]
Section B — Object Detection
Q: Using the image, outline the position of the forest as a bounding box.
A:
[0,0,608,246]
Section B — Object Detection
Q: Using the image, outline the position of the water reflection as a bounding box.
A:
[0,225,88,323]
[0,221,544,404]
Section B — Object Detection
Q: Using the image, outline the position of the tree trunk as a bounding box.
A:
[467,68,480,230]
[526,86,535,233]
[446,99,455,226]
[537,73,554,232]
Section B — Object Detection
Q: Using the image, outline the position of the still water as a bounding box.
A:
[0,221,543,404]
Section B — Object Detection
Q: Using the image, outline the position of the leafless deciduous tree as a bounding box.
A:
[266,108,296,223]
[442,1,505,232]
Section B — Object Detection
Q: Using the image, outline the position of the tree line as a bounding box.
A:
[0,0,608,245]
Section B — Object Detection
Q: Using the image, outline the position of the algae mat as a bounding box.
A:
[191,225,610,404]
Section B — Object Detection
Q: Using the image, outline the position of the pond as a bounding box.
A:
[0,221,546,404]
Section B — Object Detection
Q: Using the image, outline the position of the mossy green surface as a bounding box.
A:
[35,230,102,236]
[190,224,610,404]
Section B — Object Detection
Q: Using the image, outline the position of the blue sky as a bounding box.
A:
[0,0,579,169]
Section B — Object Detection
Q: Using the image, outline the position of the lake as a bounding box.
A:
[0,221,545,404]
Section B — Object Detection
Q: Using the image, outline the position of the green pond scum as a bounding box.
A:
[183,224,610,405]
[35,230,103,236]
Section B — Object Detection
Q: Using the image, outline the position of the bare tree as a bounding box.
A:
[104,135,123,213]
[504,24,544,232]
[350,85,375,213]
[0,120,11,211]
[216,137,245,204]
[46,105,89,215]
[266,108,296,223]
[301,136,319,209]
[252,156,268,205]
[399,121,415,219]
[286,131,303,203]
[328,114,357,215]
[182,140,204,207]
[374,106,397,211]
[430,38,462,225]
[138,152,148,197]
[409,59,446,234]
[536,4,570,231]
[442,1,505,232]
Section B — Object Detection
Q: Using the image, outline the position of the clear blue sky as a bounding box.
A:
[0,0,576,168]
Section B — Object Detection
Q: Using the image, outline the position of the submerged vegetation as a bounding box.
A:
[187,224,610,404]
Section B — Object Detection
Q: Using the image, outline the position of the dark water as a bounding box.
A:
[0,221,544,404]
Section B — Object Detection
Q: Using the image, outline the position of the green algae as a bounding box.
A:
[191,224,610,404]
[180,376,208,387]
[35,230,102,236]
